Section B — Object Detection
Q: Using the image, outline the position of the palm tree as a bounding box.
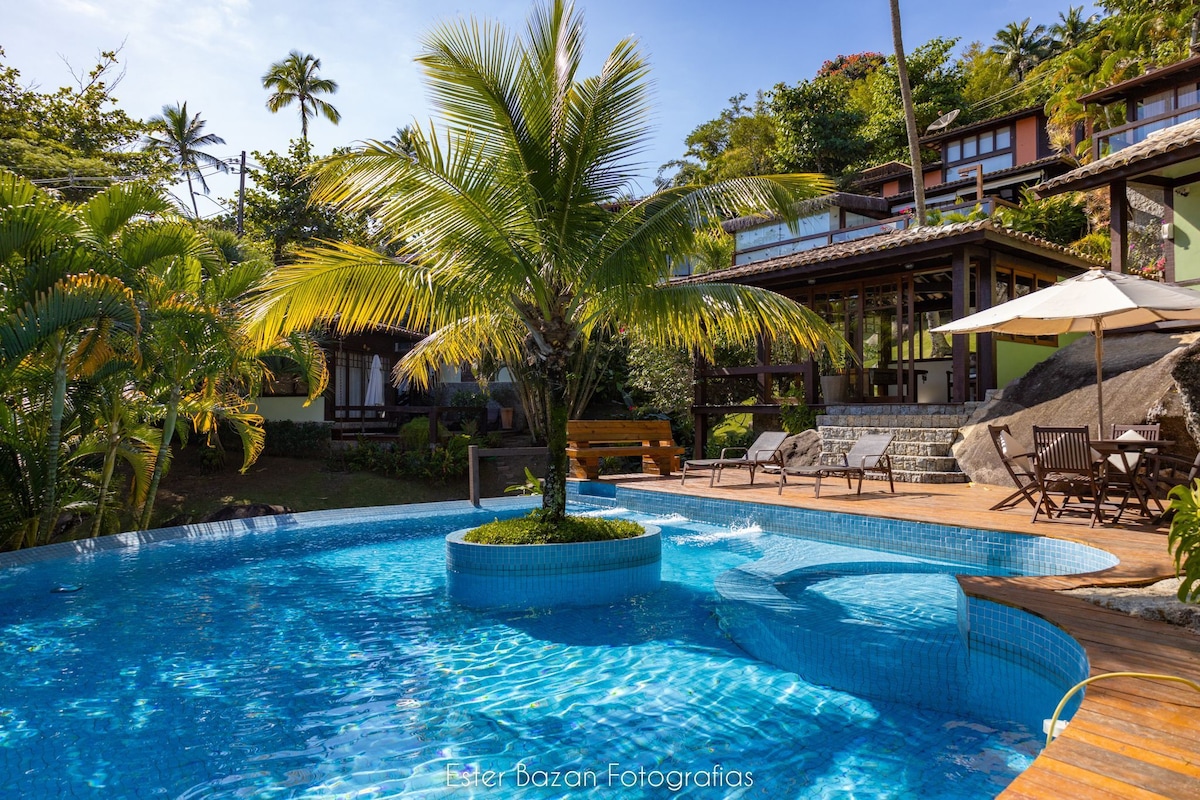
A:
[991,18,1053,82]
[1050,6,1099,54]
[0,174,154,544]
[143,102,228,218]
[262,51,341,142]
[248,0,842,523]
[890,0,926,226]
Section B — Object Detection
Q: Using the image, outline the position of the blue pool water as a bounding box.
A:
[0,503,1050,799]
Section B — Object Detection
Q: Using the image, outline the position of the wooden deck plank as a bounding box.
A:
[600,475,1200,800]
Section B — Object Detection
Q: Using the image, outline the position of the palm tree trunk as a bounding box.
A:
[541,357,571,522]
[139,386,180,530]
[37,335,69,544]
[186,171,199,218]
[91,415,121,538]
[890,0,927,226]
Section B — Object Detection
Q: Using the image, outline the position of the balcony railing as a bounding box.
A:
[1093,103,1200,159]
[732,197,1011,267]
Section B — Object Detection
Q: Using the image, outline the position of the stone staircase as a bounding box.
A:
[818,403,982,483]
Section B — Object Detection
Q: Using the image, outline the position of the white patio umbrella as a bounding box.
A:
[364,354,386,409]
[932,267,1200,434]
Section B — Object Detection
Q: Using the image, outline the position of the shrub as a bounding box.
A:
[263,420,333,458]
[398,417,448,451]
[465,513,643,544]
[779,383,817,434]
[1167,480,1200,603]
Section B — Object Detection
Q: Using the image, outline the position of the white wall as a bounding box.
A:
[252,396,326,422]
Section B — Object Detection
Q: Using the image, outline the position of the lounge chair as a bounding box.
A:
[777,432,895,497]
[987,424,1038,510]
[681,431,789,487]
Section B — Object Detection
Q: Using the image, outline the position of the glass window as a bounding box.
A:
[995,127,1011,149]
[946,141,961,162]
[963,137,977,159]
[1179,82,1200,111]
[978,131,993,154]
[1136,89,1172,121]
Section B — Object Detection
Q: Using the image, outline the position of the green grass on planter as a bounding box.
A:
[465,513,644,545]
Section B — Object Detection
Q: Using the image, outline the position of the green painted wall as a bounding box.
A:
[252,396,327,422]
[1175,182,1200,284]
[995,332,1084,389]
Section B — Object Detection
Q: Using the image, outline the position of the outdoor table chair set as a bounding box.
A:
[988,422,1181,526]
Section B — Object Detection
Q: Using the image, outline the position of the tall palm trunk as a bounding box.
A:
[890,0,927,226]
[37,333,69,543]
[139,385,179,530]
[185,171,198,218]
[91,410,123,538]
[542,356,571,522]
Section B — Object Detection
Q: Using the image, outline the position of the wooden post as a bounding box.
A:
[1110,179,1128,272]
[977,250,996,397]
[951,247,969,403]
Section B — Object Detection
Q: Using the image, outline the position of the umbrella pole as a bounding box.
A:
[1094,318,1104,437]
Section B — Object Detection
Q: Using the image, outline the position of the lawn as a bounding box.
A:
[152,453,469,527]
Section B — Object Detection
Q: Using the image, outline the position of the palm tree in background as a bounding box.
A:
[1050,6,1099,54]
[248,0,842,523]
[991,18,1053,82]
[262,51,341,142]
[143,102,228,218]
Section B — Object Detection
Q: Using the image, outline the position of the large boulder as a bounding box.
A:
[954,331,1199,486]
[779,429,822,468]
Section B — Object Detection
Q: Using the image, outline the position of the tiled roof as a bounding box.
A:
[1034,117,1200,196]
[1078,55,1200,105]
[720,192,890,233]
[680,220,1100,284]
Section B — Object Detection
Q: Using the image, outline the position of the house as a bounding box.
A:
[1035,55,1200,285]
[853,106,1074,212]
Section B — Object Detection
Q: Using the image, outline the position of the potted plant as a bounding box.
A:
[817,348,848,405]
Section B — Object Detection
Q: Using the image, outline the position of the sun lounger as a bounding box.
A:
[681,431,789,487]
[777,432,895,497]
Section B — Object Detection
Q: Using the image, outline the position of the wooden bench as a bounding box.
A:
[565,420,684,480]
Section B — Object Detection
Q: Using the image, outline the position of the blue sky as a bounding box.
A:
[4,0,1099,212]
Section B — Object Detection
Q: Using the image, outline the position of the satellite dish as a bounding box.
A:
[925,109,961,134]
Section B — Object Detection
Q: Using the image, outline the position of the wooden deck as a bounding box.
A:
[604,475,1200,799]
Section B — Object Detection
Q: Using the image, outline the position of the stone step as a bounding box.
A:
[824,403,982,416]
[820,439,957,459]
[818,413,975,429]
[819,426,961,447]
[891,470,970,484]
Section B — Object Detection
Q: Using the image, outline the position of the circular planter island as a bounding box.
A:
[445,525,661,609]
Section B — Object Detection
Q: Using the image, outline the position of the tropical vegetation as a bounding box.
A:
[247,0,842,524]
[0,171,326,549]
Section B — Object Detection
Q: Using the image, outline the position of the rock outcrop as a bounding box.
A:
[199,503,296,523]
[954,331,1200,486]
[779,430,822,468]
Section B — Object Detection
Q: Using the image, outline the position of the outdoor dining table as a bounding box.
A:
[1090,438,1174,521]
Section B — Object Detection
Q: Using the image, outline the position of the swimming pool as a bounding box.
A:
[0,495,1106,798]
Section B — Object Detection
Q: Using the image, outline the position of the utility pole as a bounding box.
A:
[236,150,247,237]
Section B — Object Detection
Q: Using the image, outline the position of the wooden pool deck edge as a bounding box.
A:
[595,475,1200,800]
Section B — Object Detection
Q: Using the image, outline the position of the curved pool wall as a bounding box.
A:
[0,496,542,569]
[445,527,661,608]
[569,481,1104,732]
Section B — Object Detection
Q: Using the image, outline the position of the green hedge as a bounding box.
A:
[263,420,333,458]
